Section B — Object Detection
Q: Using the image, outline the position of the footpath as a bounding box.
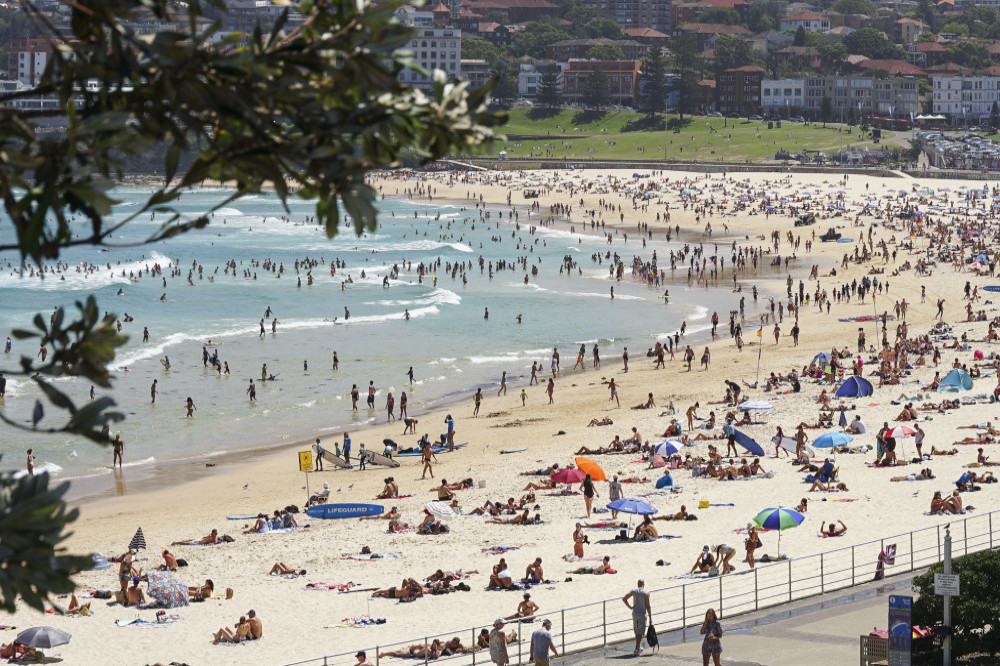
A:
[557,575,916,666]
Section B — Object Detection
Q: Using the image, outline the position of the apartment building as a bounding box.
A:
[761,78,805,115]
[582,0,672,34]
[932,76,1000,124]
[399,28,462,91]
[716,65,764,115]
[7,39,55,87]
[800,76,918,120]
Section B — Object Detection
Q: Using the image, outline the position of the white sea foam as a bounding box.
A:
[0,251,174,291]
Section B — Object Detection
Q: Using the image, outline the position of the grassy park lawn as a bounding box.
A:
[492,107,899,162]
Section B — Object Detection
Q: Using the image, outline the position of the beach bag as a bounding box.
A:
[698,498,709,509]
[646,624,659,651]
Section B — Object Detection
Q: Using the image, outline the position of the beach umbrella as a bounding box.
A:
[551,468,586,485]
[732,430,765,457]
[839,410,848,428]
[885,425,916,438]
[653,440,681,457]
[575,457,606,482]
[16,626,71,649]
[129,527,147,552]
[424,501,456,520]
[753,506,805,557]
[813,432,853,448]
[739,399,773,411]
[144,571,189,609]
[607,498,657,515]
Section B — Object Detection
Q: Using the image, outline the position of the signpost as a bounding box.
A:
[934,573,960,597]
[299,450,313,503]
[888,595,913,666]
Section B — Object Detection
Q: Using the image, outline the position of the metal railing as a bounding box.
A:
[281,509,1000,666]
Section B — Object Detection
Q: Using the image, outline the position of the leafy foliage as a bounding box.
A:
[639,46,669,117]
[463,38,501,62]
[584,18,623,39]
[697,6,741,25]
[582,69,610,110]
[714,35,756,73]
[586,44,626,60]
[946,41,992,69]
[0,468,92,613]
[0,0,504,613]
[667,37,704,122]
[537,65,564,110]
[831,0,877,16]
[843,27,903,59]
[912,549,1000,657]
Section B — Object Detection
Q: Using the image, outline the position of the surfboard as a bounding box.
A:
[394,443,468,457]
[772,436,814,458]
[319,450,356,469]
[305,503,384,520]
[732,430,765,457]
[983,286,1000,293]
[227,515,258,521]
[366,451,400,468]
[837,238,854,243]
[500,448,527,454]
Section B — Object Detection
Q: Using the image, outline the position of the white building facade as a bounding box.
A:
[400,28,462,91]
[761,78,804,114]
[932,76,1000,124]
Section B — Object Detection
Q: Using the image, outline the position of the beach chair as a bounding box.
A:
[306,488,330,507]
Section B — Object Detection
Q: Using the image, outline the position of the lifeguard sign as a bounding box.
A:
[298,450,313,472]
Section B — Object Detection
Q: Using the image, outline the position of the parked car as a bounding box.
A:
[749,114,763,120]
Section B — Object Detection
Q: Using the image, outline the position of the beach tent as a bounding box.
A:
[835,376,874,399]
[938,369,973,392]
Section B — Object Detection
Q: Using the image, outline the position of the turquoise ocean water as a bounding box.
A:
[0,186,736,492]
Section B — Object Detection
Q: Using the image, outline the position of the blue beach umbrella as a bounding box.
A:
[813,432,853,448]
[752,506,805,556]
[607,498,657,515]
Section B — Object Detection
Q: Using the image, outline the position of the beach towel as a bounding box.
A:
[305,582,365,592]
[385,527,416,534]
[325,615,387,629]
[341,553,404,561]
[482,546,519,555]
[709,503,735,507]
[374,495,413,500]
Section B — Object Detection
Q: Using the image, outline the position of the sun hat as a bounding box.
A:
[494,618,505,627]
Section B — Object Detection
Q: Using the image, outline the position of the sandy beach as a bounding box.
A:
[5,167,1000,666]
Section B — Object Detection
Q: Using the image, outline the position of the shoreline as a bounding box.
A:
[11,166,997,666]
[59,184,783,505]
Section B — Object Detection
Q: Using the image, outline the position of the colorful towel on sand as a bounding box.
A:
[341,553,404,561]
[116,616,181,627]
[482,546,519,555]
[325,615,387,628]
[385,527,416,534]
[374,495,413,500]
[305,582,365,592]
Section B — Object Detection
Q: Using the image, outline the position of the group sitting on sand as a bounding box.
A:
[212,609,262,644]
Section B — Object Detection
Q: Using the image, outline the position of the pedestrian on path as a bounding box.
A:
[700,608,723,666]
[622,579,652,656]
[530,618,558,666]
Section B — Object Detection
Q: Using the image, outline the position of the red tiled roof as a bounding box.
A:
[478,21,500,31]
[727,65,765,72]
[677,22,751,34]
[623,27,670,38]
[915,41,945,52]
[858,59,925,75]
[783,11,822,21]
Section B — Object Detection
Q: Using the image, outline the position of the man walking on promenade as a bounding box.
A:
[530,618,558,666]
[622,579,652,656]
